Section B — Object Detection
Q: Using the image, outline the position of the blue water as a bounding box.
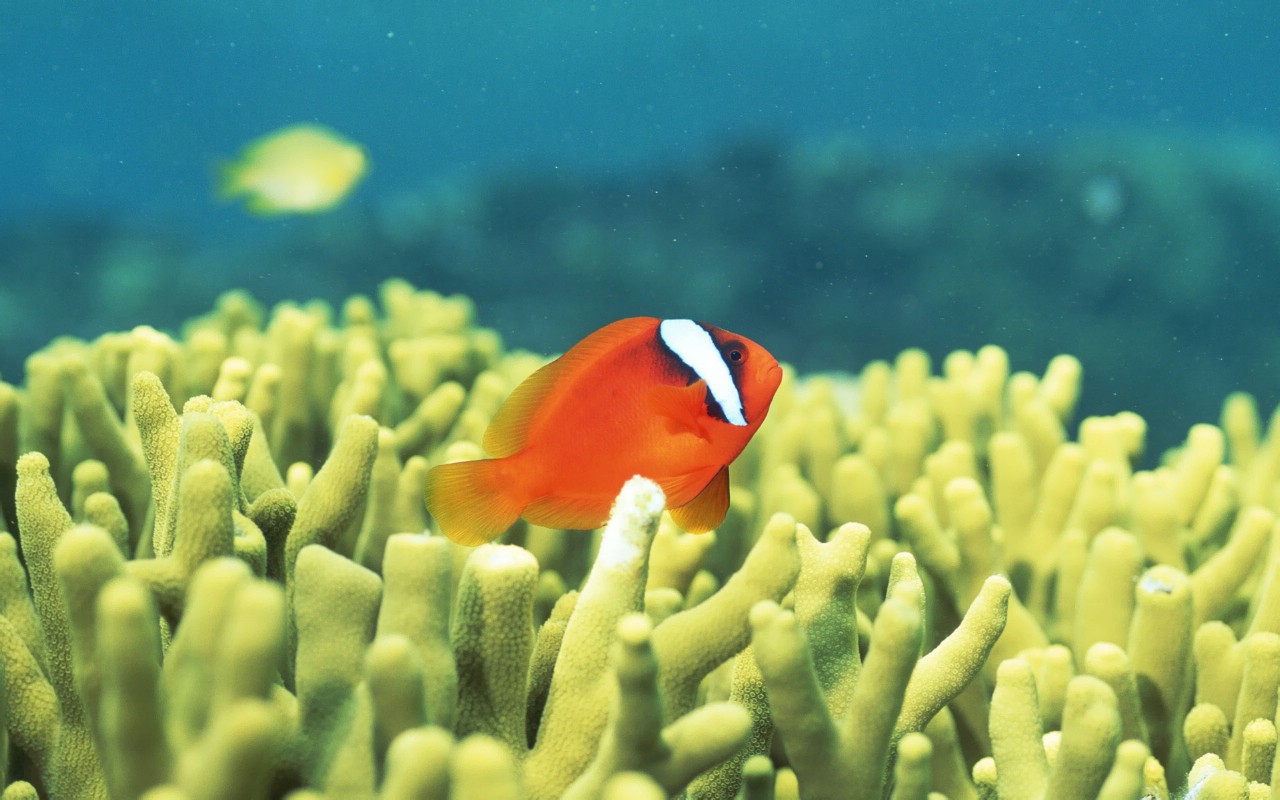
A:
[2,1,1279,455]
[5,2,1274,228]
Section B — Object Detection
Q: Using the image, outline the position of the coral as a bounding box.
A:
[6,279,1280,799]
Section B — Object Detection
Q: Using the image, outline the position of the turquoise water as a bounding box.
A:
[2,1,1278,454]
[5,2,1272,225]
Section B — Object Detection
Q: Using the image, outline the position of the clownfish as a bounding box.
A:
[424,317,782,545]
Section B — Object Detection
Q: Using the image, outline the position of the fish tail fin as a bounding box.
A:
[423,458,524,546]
[213,159,244,202]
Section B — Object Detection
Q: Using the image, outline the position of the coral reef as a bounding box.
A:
[2,279,1280,798]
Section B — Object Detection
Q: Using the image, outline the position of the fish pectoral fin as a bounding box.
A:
[668,466,730,533]
[646,380,713,440]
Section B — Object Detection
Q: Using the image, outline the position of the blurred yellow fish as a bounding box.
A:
[217,123,368,215]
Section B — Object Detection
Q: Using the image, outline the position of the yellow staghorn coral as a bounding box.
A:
[9,279,1280,798]
[562,614,751,799]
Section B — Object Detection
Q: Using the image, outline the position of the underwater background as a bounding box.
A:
[2,1,1278,459]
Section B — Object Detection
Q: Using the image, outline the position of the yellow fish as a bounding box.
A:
[217,123,368,215]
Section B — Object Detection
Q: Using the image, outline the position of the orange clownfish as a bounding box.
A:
[424,317,783,545]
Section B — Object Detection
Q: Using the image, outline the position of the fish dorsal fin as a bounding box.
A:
[645,380,713,440]
[668,466,730,533]
[484,317,660,457]
[482,357,567,457]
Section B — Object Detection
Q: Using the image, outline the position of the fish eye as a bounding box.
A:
[724,342,746,364]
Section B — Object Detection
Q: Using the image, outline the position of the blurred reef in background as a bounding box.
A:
[3,131,1279,458]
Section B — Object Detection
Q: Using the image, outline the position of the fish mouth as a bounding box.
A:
[765,361,783,388]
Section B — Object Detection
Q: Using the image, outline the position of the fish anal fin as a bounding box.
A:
[646,380,712,439]
[423,458,524,546]
[523,494,612,532]
[485,317,660,457]
[668,466,730,533]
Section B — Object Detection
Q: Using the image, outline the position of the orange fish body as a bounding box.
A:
[424,317,782,545]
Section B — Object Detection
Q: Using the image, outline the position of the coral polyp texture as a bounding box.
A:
[1,278,1279,799]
